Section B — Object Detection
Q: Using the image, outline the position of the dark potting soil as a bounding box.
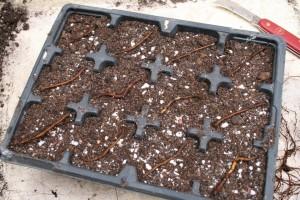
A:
[0,1,28,108]
[10,14,274,200]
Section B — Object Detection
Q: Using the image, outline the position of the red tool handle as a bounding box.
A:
[258,18,300,56]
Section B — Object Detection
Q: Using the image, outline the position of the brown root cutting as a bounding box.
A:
[168,42,215,63]
[213,102,266,127]
[145,143,187,176]
[160,95,202,114]
[15,113,70,145]
[98,78,143,99]
[120,31,153,54]
[40,67,86,91]
[83,127,126,162]
[213,156,254,193]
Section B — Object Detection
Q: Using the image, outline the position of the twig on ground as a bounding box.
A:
[168,43,215,63]
[160,95,202,114]
[213,102,266,127]
[16,113,70,145]
[40,67,86,91]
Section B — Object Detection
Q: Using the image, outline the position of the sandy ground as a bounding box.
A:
[0,0,299,199]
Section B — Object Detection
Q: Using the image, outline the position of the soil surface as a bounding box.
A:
[9,14,274,200]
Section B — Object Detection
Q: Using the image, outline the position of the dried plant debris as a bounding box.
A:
[9,14,276,199]
[274,107,300,200]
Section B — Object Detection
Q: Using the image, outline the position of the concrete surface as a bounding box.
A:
[0,0,299,199]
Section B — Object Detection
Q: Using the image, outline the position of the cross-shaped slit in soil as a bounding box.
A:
[125,105,160,139]
[187,118,224,152]
[86,44,117,72]
[66,93,99,125]
[198,64,232,95]
[42,44,62,65]
[141,55,173,84]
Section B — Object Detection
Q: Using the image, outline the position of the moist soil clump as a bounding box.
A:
[10,14,274,200]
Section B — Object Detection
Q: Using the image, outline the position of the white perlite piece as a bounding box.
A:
[237,84,246,89]
[112,111,119,119]
[141,83,150,89]
[232,190,239,194]
[175,131,183,137]
[145,163,152,170]
[169,160,177,166]
[130,40,135,47]
[250,190,256,195]
[160,100,165,104]
[117,139,124,147]
[151,46,156,51]
[70,140,79,146]
[38,140,45,146]
[221,122,229,128]
[83,148,88,155]
[166,129,172,135]
[164,19,169,30]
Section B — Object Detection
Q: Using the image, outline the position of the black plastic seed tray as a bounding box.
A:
[0,4,285,200]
